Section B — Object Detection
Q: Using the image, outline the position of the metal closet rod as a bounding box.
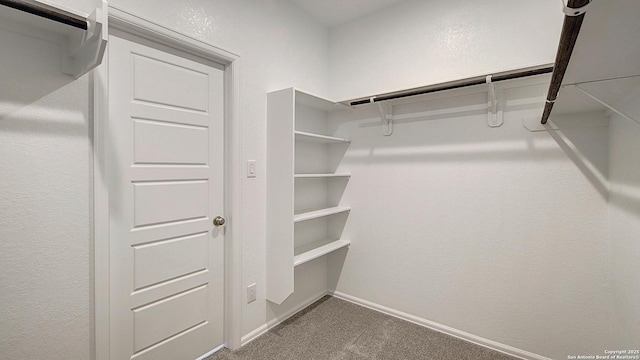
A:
[0,0,87,30]
[540,0,591,124]
[348,65,553,107]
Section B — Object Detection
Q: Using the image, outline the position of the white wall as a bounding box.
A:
[0,0,330,357]
[0,26,92,360]
[328,0,564,101]
[608,88,640,347]
[328,82,612,359]
[323,2,624,358]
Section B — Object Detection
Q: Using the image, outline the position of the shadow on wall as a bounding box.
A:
[546,125,608,199]
[330,85,609,200]
[327,247,347,293]
[609,182,640,217]
[608,114,640,217]
[0,27,88,137]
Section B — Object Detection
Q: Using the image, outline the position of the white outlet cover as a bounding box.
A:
[247,283,257,303]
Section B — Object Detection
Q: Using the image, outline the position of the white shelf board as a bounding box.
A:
[554,76,640,117]
[295,89,349,111]
[294,206,351,223]
[294,131,351,144]
[546,0,640,124]
[563,0,640,86]
[294,239,351,267]
[295,173,351,178]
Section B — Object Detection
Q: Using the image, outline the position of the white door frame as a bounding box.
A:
[93,6,243,360]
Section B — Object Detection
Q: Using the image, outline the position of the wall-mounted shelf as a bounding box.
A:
[543,0,640,125]
[294,206,351,223]
[0,0,108,78]
[295,173,351,178]
[295,131,351,144]
[267,88,352,304]
[294,239,351,267]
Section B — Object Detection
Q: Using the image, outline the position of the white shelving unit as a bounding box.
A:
[267,88,351,304]
[0,0,108,78]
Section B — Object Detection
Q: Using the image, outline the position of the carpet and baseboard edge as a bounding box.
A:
[329,291,552,360]
[240,290,551,360]
[240,290,329,346]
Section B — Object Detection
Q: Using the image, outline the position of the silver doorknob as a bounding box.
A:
[213,216,226,226]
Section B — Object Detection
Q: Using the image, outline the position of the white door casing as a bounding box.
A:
[107,31,225,360]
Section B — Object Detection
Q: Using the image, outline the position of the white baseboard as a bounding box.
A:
[196,344,225,360]
[330,291,552,360]
[241,290,329,346]
[241,323,269,347]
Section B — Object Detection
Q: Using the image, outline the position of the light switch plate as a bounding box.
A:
[247,160,257,178]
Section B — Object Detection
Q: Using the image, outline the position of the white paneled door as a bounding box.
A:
[107,32,225,360]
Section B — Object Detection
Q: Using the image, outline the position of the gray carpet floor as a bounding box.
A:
[205,296,517,360]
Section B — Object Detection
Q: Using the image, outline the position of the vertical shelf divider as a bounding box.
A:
[266,88,295,304]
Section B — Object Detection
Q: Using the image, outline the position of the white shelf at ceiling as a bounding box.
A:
[295,173,351,178]
[294,206,351,223]
[295,131,351,144]
[552,0,640,123]
[562,0,640,86]
[294,239,351,267]
[0,0,108,78]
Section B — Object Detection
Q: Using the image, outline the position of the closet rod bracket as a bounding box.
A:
[486,75,503,127]
[562,0,592,16]
[62,1,108,78]
[372,97,393,136]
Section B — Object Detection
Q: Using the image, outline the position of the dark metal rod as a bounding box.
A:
[0,0,87,30]
[540,0,590,124]
[349,65,553,107]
